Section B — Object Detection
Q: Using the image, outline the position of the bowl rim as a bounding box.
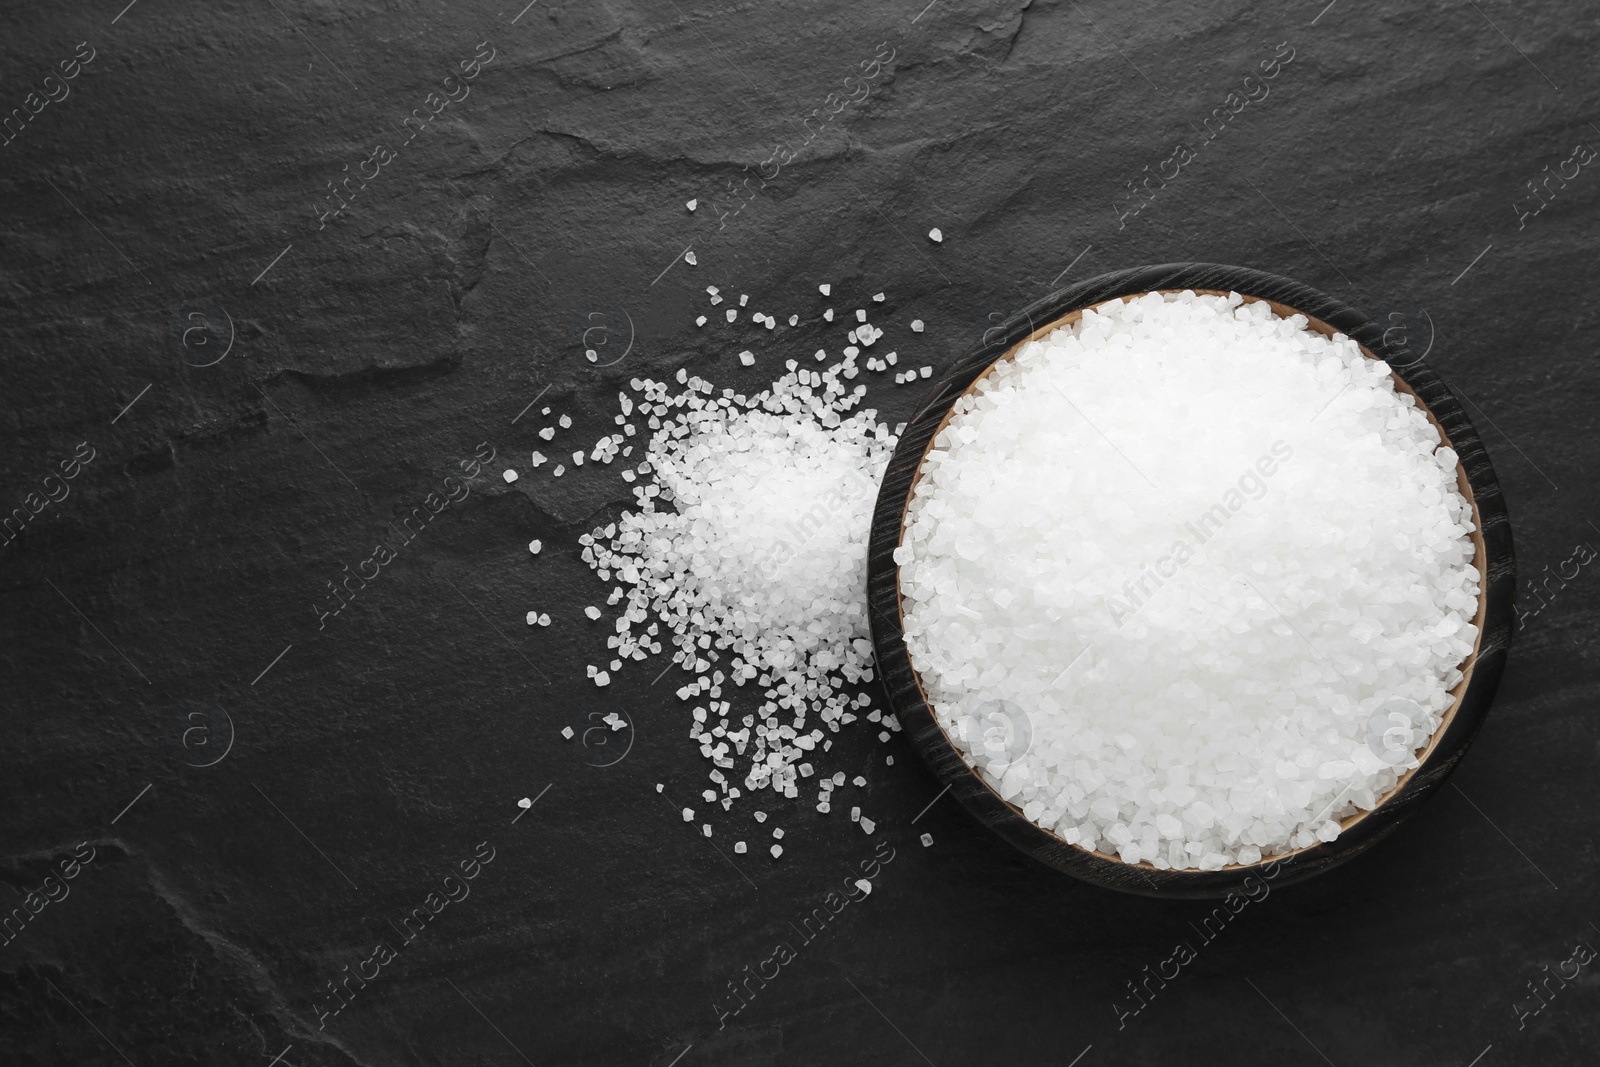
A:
[865,263,1516,899]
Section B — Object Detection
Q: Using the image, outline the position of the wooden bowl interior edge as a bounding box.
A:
[894,288,1490,874]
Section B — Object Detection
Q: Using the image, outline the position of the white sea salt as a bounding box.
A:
[898,290,1480,869]
[580,352,898,827]
[528,539,542,555]
[503,469,518,483]
[928,228,943,242]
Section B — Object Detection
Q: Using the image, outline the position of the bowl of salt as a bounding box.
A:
[867,263,1514,898]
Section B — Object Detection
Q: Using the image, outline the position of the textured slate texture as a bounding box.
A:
[2,1,1597,1065]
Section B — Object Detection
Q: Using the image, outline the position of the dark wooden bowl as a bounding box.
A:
[866,263,1515,898]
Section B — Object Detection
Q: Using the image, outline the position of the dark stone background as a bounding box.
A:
[2,1,1596,1064]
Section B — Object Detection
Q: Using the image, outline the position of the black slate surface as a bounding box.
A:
[2,2,1597,1065]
